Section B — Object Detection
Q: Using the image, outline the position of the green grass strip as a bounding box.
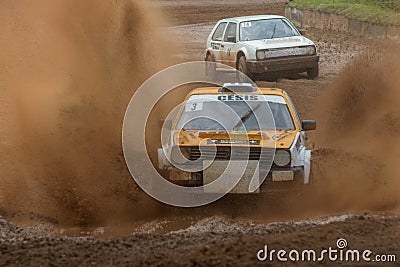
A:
[288,0,400,25]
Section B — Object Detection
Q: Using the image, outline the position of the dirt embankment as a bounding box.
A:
[0,0,175,225]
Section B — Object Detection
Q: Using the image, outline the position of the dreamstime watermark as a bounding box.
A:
[122,61,276,207]
[257,238,397,263]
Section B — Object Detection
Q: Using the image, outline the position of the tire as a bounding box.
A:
[307,64,319,79]
[237,55,253,81]
[205,53,214,63]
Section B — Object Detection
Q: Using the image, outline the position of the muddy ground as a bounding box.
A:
[0,0,399,266]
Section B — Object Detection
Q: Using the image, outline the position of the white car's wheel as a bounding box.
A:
[237,55,253,81]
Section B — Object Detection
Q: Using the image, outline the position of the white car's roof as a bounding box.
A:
[220,15,285,23]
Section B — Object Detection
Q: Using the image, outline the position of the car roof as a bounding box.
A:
[186,87,286,97]
[220,15,285,23]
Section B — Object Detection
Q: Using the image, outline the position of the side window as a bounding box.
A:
[212,22,227,41]
[223,23,237,42]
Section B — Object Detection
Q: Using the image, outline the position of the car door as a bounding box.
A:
[220,22,238,68]
[209,22,227,62]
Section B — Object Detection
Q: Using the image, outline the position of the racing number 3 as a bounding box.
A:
[186,102,203,112]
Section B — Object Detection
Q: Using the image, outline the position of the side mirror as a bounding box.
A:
[299,29,306,35]
[302,120,316,131]
[226,36,236,43]
[161,118,172,130]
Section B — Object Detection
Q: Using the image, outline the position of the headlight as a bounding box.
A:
[274,150,291,167]
[170,146,189,164]
[306,45,316,55]
[256,50,266,60]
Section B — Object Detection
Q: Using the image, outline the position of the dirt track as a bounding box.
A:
[0,0,399,266]
[1,214,399,266]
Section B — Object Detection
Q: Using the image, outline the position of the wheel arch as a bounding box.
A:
[205,49,215,61]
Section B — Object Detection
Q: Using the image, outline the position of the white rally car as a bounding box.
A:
[205,15,319,80]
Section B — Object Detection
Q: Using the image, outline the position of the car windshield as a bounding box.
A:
[176,94,295,131]
[239,19,298,41]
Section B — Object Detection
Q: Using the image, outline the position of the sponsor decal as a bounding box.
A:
[207,139,260,145]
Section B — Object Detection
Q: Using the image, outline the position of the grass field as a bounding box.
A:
[288,0,400,25]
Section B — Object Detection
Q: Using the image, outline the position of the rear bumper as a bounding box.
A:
[246,54,319,74]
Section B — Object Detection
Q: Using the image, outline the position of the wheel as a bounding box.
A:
[237,55,253,81]
[307,64,319,79]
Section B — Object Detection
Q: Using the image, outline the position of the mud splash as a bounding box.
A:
[0,0,175,225]
[313,45,400,211]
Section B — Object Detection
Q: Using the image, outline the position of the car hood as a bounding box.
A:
[174,130,297,149]
[242,36,314,50]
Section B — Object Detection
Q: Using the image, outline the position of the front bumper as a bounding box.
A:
[259,167,305,192]
[246,54,319,74]
[169,165,305,193]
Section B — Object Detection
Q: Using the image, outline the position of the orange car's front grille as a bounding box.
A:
[186,146,274,161]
